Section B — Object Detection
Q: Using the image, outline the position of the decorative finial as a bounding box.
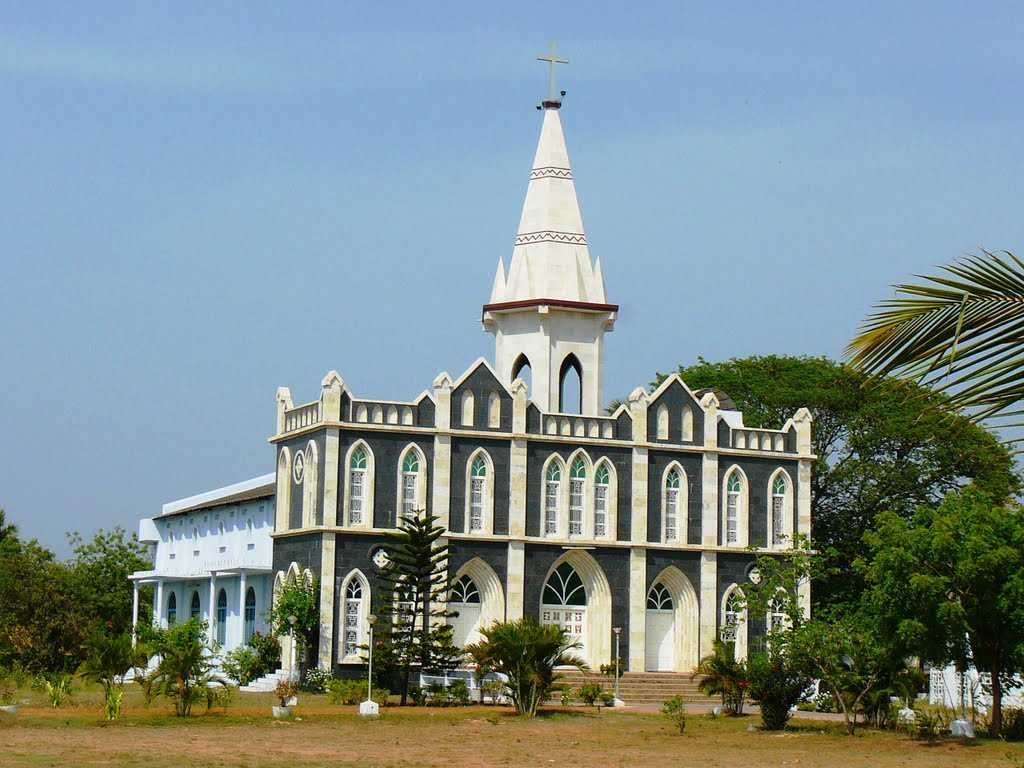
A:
[536,41,568,108]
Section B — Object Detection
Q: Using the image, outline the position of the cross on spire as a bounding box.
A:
[537,41,568,103]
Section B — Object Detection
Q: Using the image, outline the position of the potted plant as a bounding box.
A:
[273,679,299,718]
[0,681,18,715]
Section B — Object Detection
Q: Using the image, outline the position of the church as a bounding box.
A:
[268,70,813,676]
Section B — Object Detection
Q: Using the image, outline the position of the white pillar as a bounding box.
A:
[155,580,164,629]
[238,570,247,648]
[208,573,217,644]
[628,547,646,672]
[131,581,140,647]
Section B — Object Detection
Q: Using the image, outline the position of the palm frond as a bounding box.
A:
[847,250,1024,429]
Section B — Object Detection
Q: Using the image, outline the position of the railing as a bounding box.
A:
[284,401,321,432]
[543,414,617,440]
[731,429,787,452]
[351,401,416,426]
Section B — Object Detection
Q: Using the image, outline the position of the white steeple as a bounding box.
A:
[484,56,616,416]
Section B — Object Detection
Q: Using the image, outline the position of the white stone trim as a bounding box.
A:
[660,461,688,545]
[592,457,617,541]
[720,464,749,548]
[720,583,748,662]
[766,467,795,550]
[275,447,292,532]
[342,440,375,529]
[460,390,475,427]
[452,557,506,644]
[337,568,371,663]
[542,549,612,669]
[301,439,319,529]
[648,565,700,671]
[396,443,428,519]
[463,447,495,535]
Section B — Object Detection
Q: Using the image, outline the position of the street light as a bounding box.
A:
[612,627,624,707]
[360,614,380,716]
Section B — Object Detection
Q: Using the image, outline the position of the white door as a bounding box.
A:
[541,605,586,661]
[450,602,481,648]
[645,611,674,671]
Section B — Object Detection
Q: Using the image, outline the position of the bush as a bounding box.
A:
[662,694,687,734]
[598,690,615,707]
[449,679,470,706]
[36,672,72,708]
[275,679,299,707]
[577,682,604,707]
[912,704,948,742]
[326,678,365,705]
[692,641,748,715]
[302,667,333,693]
[426,681,448,706]
[222,633,280,686]
[745,651,812,730]
[815,692,836,713]
[1003,708,1024,741]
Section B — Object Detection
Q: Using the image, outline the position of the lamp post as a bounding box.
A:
[360,614,380,716]
[288,614,298,680]
[612,627,624,707]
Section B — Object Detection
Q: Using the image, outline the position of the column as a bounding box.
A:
[506,541,525,620]
[509,378,528,537]
[431,373,453,529]
[238,570,247,647]
[699,552,718,659]
[628,548,646,672]
[208,574,217,644]
[318,534,336,669]
[793,407,813,619]
[628,388,649,543]
[131,581,140,647]
[700,391,720,548]
[155,580,164,629]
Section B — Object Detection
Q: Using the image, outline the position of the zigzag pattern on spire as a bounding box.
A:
[514,230,587,246]
[529,166,574,180]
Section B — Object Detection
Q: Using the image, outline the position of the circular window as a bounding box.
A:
[371,548,391,570]
[292,451,305,484]
[747,566,762,585]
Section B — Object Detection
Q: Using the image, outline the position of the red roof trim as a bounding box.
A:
[482,298,619,315]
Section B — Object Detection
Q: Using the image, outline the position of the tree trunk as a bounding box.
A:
[400,661,411,706]
[990,660,1002,736]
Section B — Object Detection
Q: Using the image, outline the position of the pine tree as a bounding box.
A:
[373,510,464,704]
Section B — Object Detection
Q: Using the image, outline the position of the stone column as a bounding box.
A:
[509,379,528,537]
[628,387,649,543]
[131,581,140,646]
[431,373,453,530]
[208,574,217,645]
[793,407,813,620]
[155,579,164,629]
[506,541,525,621]
[318,534,336,668]
[699,552,718,659]
[275,387,293,436]
[628,547,646,672]
[699,392,720,548]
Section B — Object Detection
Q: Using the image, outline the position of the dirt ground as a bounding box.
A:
[1,690,1019,768]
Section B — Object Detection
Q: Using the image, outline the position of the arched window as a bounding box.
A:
[594,462,610,538]
[558,354,582,414]
[217,520,225,540]
[656,403,669,440]
[386,405,398,424]
[721,587,748,661]
[167,592,177,626]
[451,574,480,604]
[544,461,561,536]
[664,468,681,542]
[647,582,673,610]
[301,441,319,528]
[372,405,383,423]
[400,449,421,518]
[348,446,368,525]
[246,518,254,538]
[541,563,587,654]
[190,590,201,619]
[276,447,292,532]
[244,587,256,642]
[682,407,693,442]
[724,470,745,546]
[768,592,787,633]
[215,588,227,645]
[771,474,787,547]
[468,455,487,532]
[461,391,474,426]
[487,391,501,428]
[342,575,368,659]
[569,458,586,536]
[512,354,532,398]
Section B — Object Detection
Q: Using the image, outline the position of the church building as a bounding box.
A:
[270,78,813,675]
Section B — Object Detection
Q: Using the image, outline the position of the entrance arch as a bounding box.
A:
[540,550,611,669]
[645,566,700,671]
[449,557,505,648]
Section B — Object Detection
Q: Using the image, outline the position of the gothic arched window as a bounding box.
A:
[349,446,368,525]
[167,592,177,626]
[771,474,787,547]
[569,458,586,536]
[664,468,681,542]
[544,461,561,536]
[594,462,610,538]
[244,587,256,642]
[190,590,201,619]
[543,563,586,606]
[215,588,227,645]
[725,470,744,545]
[469,455,487,532]
[400,450,421,518]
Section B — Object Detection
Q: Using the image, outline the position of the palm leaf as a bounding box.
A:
[846,249,1024,436]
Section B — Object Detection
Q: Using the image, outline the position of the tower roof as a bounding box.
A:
[487,104,612,311]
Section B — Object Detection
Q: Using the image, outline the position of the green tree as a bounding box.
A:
[464,639,495,705]
[691,640,748,714]
[0,539,89,673]
[475,618,585,717]
[142,618,226,716]
[0,509,19,558]
[659,355,1017,612]
[79,629,147,720]
[745,647,812,730]
[374,510,464,704]
[268,576,318,675]
[67,527,152,635]
[846,249,1024,434]
[861,488,1024,734]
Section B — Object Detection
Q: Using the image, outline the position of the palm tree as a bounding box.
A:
[463,638,494,705]
[847,249,1024,435]
[476,618,586,717]
[691,641,748,714]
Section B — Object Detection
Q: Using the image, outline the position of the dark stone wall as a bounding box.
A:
[417,396,436,428]
[449,437,512,534]
[526,404,541,434]
[718,455,801,547]
[451,364,513,433]
[523,544,632,664]
[645,550,702,608]
[614,409,632,441]
[334,431,435,529]
[646,450,703,545]
[277,433,326,530]
[716,551,764,644]
[449,539,509,610]
[524,441,632,540]
[647,380,705,445]
[272,532,324,576]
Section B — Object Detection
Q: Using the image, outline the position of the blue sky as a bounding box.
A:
[1,2,1022,555]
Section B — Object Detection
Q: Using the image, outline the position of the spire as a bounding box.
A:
[489,257,507,303]
[499,103,606,305]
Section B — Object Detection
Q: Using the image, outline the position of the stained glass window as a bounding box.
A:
[665,469,680,542]
[726,472,741,544]
[772,475,786,546]
[470,455,487,531]
[647,583,673,610]
[594,462,609,538]
[451,575,480,604]
[543,563,587,606]
[544,461,560,535]
[569,458,586,535]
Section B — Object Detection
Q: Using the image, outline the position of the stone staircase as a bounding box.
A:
[555,671,719,707]
[239,669,294,694]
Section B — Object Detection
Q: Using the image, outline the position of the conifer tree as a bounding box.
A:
[373,510,464,704]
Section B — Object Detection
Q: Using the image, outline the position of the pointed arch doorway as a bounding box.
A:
[539,551,612,668]
[645,566,700,672]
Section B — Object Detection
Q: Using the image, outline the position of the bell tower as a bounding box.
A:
[482,46,617,416]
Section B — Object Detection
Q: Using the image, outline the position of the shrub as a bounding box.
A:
[211,685,234,712]
[598,690,615,707]
[142,620,227,717]
[815,692,836,713]
[482,678,505,704]
[745,650,812,730]
[0,681,15,706]
[426,681,448,706]
[662,694,687,734]
[913,704,947,743]
[79,629,146,720]
[407,683,425,706]
[302,667,333,693]
[577,682,603,707]
[222,647,259,686]
[692,641,748,715]
[1004,708,1024,741]
[326,678,365,705]
[37,672,73,708]
[449,678,470,706]
[275,679,299,708]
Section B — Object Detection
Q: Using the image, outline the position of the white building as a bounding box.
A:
[130,474,276,653]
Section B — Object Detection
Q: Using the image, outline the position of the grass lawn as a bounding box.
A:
[1,686,1020,767]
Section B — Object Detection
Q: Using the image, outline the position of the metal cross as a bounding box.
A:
[537,41,568,101]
